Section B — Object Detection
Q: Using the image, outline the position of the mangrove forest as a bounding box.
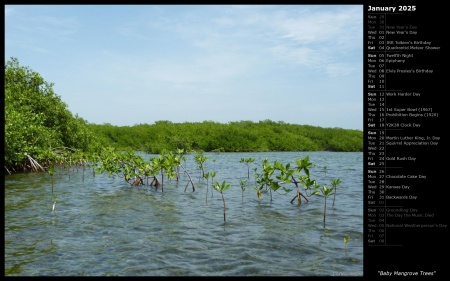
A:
[4,57,363,174]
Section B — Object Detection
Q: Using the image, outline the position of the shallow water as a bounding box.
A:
[4,151,363,276]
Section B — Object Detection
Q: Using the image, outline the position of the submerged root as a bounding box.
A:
[290,192,309,205]
[150,176,161,188]
[25,154,46,172]
[131,176,144,186]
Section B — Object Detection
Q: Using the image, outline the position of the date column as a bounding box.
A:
[366,12,386,246]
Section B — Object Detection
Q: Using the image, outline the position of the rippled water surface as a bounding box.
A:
[5,152,363,276]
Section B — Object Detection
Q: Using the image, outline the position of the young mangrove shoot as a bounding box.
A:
[331,178,342,208]
[240,157,255,179]
[240,179,247,204]
[312,185,334,227]
[213,180,232,223]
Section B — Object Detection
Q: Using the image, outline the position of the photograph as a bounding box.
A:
[3,2,445,278]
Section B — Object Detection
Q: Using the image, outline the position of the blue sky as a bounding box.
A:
[5,5,363,130]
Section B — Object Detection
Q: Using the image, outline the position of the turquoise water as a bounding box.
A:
[4,151,363,276]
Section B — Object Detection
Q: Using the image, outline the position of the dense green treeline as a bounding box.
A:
[88,120,363,154]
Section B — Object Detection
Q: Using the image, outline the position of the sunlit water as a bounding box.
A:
[5,151,363,276]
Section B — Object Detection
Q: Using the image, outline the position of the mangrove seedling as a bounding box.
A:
[204,172,211,202]
[253,185,263,199]
[155,151,178,190]
[273,160,294,193]
[194,153,208,179]
[150,156,165,191]
[213,180,232,223]
[239,179,247,204]
[344,235,350,246]
[331,178,342,208]
[312,185,334,227]
[162,151,180,186]
[344,235,350,254]
[175,148,186,181]
[290,156,315,206]
[240,157,255,179]
[252,167,265,199]
[176,149,195,192]
[209,171,217,198]
[297,175,317,197]
[261,158,275,202]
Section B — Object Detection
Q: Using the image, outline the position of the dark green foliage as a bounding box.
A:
[88,120,363,153]
[4,57,100,173]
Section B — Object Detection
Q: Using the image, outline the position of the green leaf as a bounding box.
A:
[344,235,350,245]
[311,190,321,196]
